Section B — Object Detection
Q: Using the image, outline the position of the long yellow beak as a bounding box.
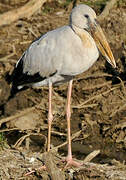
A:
[91,22,116,68]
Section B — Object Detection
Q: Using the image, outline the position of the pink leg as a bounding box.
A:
[47,82,53,152]
[24,85,53,175]
[65,80,82,167]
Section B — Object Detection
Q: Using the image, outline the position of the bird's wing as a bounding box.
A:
[12,28,66,87]
[22,33,59,78]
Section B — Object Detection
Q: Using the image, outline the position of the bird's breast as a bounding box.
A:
[75,27,99,72]
[60,27,99,76]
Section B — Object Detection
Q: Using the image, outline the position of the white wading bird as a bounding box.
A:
[11,4,116,167]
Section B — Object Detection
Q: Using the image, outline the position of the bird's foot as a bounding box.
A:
[63,156,83,168]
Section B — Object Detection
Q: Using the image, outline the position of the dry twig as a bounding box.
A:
[53,130,82,150]
[28,27,38,38]
[13,134,30,148]
[84,150,100,163]
[0,128,19,133]
[73,85,120,109]
[98,0,117,21]
[110,103,126,117]
[0,107,35,127]
[72,103,98,109]
[117,77,126,98]
[82,81,111,91]
[110,77,126,117]
[0,0,47,26]
[13,132,46,148]
[76,73,113,81]
[0,45,16,62]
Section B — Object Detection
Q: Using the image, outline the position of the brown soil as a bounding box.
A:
[0,0,126,179]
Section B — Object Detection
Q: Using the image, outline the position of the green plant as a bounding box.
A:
[0,132,7,150]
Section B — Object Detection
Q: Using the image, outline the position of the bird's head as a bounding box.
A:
[70,4,116,68]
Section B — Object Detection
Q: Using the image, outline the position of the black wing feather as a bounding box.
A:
[11,55,45,88]
[10,54,45,97]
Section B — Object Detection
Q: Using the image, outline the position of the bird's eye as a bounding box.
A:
[84,14,89,18]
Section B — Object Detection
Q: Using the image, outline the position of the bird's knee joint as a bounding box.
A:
[48,113,53,123]
[66,110,71,119]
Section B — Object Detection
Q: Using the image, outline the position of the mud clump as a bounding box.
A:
[0,79,10,105]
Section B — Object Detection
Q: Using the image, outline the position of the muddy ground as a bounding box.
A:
[0,0,126,179]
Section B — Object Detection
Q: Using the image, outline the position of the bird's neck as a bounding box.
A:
[71,24,95,48]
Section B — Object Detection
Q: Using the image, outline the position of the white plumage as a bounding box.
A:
[11,4,116,167]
